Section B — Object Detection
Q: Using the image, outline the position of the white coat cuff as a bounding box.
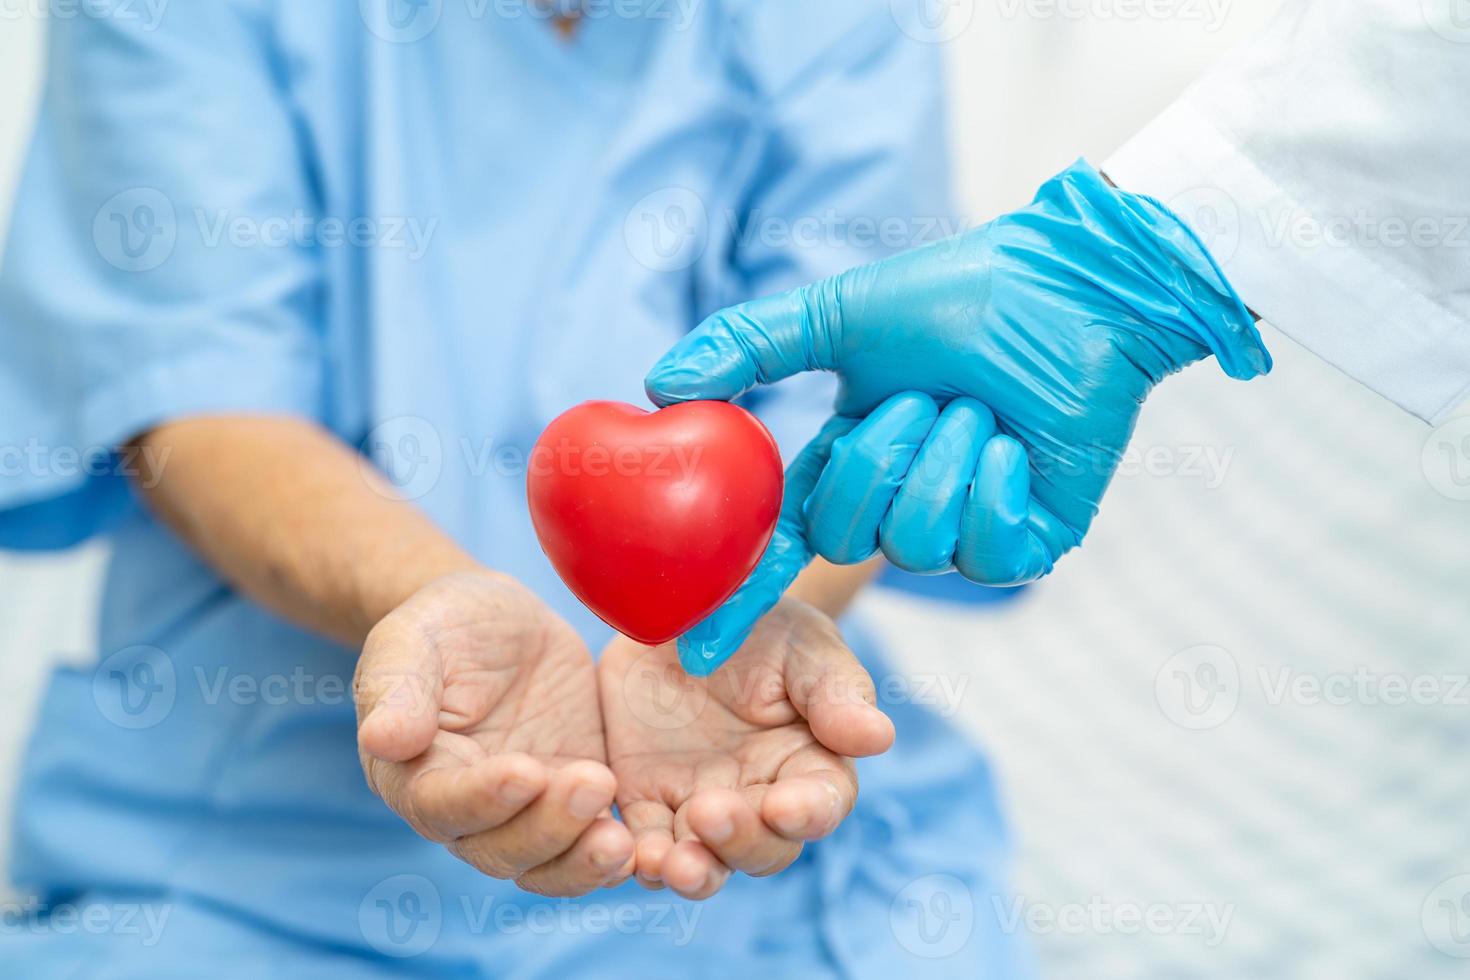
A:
[1103,99,1470,425]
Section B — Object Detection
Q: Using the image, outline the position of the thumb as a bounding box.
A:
[645,278,843,406]
[678,414,859,676]
[354,618,444,763]
[783,615,895,761]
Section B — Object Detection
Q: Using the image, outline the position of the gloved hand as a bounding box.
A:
[647,160,1271,676]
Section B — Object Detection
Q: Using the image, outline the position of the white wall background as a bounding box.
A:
[6,3,1470,977]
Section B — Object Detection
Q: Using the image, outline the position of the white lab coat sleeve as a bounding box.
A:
[1103,0,1470,424]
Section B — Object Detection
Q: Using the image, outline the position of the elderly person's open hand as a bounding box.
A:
[355,570,636,897]
[598,598,894,900]
[355,574,891,903]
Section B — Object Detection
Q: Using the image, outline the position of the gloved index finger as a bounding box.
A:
[677,413,860,677]
[645,280,842,406]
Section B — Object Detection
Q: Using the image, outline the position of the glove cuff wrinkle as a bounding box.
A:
[795,278,844,373]
[1061,159,1273,383]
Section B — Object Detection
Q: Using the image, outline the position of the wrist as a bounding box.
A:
[1101,167,1261,327]
[351,542,484,645]
[1059,160,1271,381]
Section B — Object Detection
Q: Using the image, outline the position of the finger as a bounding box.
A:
[603,853,639,890]
[644,279,842,405]
[879,397,994,574]
[762,749,859,842]
[402,752,548,841]
[686,788,801,878]
[619,798,675,890]
[1025,499,1079,567]
[677,414,860,678]
[596,817,639,889]
[355,617,443,763]
[803,392,939,565]
[954,435,1057,586]
[660,839,731,901]
[514,816,636,898]
[449,760,616,879]
[781,611,895,759]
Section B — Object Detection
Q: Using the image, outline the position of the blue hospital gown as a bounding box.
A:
[0,1,1032,976]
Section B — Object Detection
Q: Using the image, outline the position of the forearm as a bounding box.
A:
[128,415,479,648]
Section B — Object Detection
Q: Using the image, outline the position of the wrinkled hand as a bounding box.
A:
[354,571,635,896]
[646,160,1272,673]
[599,599,894,900]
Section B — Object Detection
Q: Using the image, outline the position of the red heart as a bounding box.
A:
[527,400,784,645]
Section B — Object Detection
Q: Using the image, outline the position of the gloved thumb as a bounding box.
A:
[646,279,843,406]
[678,414,859,676]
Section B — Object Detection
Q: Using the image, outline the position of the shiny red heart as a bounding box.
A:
[527,400,783,645]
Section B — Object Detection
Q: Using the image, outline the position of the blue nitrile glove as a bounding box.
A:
[649,161,1271,676]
